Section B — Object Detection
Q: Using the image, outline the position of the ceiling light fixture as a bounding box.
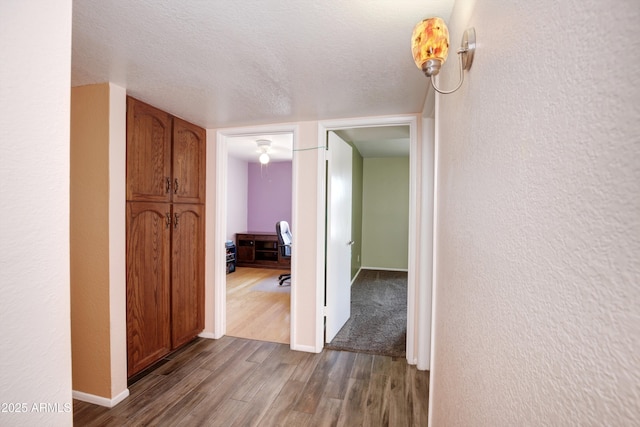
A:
[411,17,476,94]
[256,139,271,164]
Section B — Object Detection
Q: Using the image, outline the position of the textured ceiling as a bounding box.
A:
[72,0,453,130]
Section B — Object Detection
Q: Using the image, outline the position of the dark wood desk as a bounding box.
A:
[236,232,291,269]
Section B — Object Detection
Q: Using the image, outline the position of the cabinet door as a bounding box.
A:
[126,97,172,203]
[236,235,255,263]
[126,202,172,377]
[172,118,206,204]
[171,203,205,348]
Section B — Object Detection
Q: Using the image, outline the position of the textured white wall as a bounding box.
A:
[430,0,640,426]
[0,1,73,426]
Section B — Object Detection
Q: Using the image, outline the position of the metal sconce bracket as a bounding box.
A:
[431,27,476,94]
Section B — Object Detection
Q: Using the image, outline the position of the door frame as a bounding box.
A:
[212,124,298,343]
[317,115,426,365]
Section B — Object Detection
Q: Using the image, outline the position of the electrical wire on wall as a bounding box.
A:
[292,145,326,153]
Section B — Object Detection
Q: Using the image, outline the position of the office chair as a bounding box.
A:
[276,220,292,286]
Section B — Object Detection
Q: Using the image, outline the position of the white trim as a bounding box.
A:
[350,267,362,285]
[290,343,321,353]
[198,331,217,339]
[407,118,418,366]
[214,124,299,348]
[72,389,129,408]
[416,118,435,371]
[213,131,228,339]
[427,88,441,427]
[314,128,328,352]
[360,266,409,272]
[317,115,420,364]
[291,127,304,350]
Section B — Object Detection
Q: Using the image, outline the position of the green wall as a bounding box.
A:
[361,157,410,270]
[351,148,363,279]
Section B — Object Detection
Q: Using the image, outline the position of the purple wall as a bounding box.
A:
[247,161,292,232]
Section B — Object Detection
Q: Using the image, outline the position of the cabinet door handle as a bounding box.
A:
[166,212,171,228]
[166,177,171,193]
[174,213,179,229]
[174,178,179,194]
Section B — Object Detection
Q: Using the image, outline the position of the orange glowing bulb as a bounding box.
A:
[411,17,450,72]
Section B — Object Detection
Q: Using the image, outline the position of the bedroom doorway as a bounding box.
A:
[318,115,430,365]
[216,128,295,344]
[325,125,410,356]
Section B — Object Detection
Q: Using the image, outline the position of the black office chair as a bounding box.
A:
[276,220,292,286]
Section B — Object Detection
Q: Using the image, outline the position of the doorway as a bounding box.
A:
[325,125,411,354]
[319,116,427,364]
[214,128,295,344]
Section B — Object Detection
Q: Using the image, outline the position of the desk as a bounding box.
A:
[236,232,291,269]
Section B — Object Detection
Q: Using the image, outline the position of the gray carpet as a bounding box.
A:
[325,269,407,358]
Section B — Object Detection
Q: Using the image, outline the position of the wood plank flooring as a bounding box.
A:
[226,267,291,344]
[73,336,429,426]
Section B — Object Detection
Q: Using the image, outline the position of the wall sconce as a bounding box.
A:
[411,17,476,94]
[256,139,271,164]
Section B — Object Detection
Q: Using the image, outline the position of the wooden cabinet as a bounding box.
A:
[126,98,205,204]
[126,202,171,377]
[172,118,206,204]
[236,233,291,269]
[126,99,172,203]
[170,203,205,348]
[125,97,205,378]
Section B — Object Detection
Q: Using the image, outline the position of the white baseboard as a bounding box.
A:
[350,267,362,286]
[73,388,129,408]
[291,343,322,353]
[198,331,218,339]
[360,266,409,272]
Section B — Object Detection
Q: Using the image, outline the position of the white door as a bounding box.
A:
[325,131,353,343]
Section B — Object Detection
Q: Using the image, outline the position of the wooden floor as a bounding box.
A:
[74,336,429,426]
[226,267,291,344]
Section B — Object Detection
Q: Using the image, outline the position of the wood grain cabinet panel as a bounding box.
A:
[126,98,206,205]
[126,97,205,378]
[171,203,205,348]
[126,98,172,203]
[172,118,206,204]
[126,202,172,377]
